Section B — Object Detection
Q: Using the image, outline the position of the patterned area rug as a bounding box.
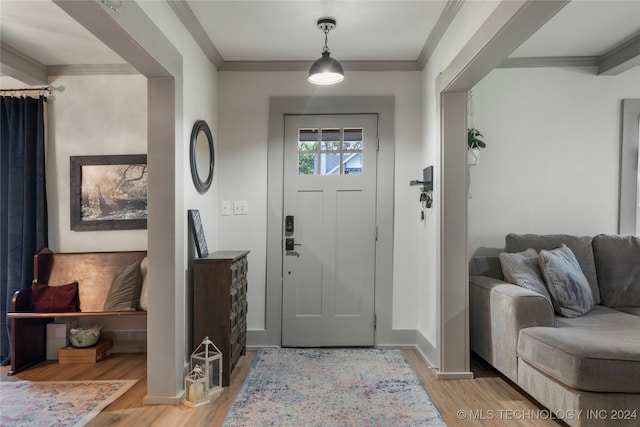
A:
[0,380,137,427]
[224,348,446,426]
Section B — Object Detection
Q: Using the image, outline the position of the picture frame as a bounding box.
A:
[188,209,208,258]
[70,155,148,231]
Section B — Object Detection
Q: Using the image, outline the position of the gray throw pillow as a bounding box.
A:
[505,233,600,304]
[103,260,143,311]
[499,249,551,301]
[539,245,594,318]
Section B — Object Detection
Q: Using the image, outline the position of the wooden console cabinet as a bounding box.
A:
[193,250,249,386]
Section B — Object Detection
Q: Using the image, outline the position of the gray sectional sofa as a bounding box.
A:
[469,234,640,427]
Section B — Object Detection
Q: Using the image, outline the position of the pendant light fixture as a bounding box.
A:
[308,18,344,85]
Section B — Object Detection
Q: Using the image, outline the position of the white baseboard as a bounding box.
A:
[415,330,474,379]
[435,371,475,379]
[143,393,184,405]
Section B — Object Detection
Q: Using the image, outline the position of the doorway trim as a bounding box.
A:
[251,96,402,348]
[52,0,184,402]
[620,99,640,235]
[434,0,569,378]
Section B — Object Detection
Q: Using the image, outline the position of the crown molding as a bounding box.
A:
[0,42,48,85]
[498,56,598,69]
[47,64,139,76]
[219,60,421,72]
[418,0,464,68]
[166,0,223,68]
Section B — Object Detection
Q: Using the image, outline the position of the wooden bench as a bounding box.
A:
[7,247,147,375]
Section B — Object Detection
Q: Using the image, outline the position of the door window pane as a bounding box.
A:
[299,153,318,175]
[321,128,340,142]
[321,141,340,151]
[299,129,319,141]
[343,153,363,175]
[321,153,341,175]
[298,127,363,175]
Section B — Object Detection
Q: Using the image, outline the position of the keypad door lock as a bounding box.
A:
[286,215,294,233]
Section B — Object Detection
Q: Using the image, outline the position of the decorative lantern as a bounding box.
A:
[184,365,210,407]
[191,336,223,396]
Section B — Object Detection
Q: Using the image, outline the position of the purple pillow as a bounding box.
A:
[30,281,79,313]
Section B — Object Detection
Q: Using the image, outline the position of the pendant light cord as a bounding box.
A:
[323,29,330,53]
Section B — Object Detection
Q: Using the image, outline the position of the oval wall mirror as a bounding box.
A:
[189,120,214,194]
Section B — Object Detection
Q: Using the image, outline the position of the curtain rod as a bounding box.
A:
[0,86,56,97]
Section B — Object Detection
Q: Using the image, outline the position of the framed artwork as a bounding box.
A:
[70,155,148,231]
[188,209,208,258]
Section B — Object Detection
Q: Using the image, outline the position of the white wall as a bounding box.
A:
[44,73,148,344]
[468,66,640,257]
[136,1,219,261]
[47,73,147,252]
[217,70,423,333]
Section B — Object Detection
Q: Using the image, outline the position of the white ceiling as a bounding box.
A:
[187,0,447,61]
[512,0,639,58]
[0,0,639,85]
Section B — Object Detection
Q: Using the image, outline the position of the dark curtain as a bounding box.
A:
[0,96,48,365]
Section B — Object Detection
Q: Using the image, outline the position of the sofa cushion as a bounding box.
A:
[592,234,640,308]
[539,245,594,317]
[617,307,640,316]
[499,249,551,301]
[505,234,600,304]
[517,305,640,393]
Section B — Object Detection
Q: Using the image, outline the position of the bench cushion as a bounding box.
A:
[517,305,640,393]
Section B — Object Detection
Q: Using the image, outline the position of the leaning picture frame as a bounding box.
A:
[188,209,208,258]
[70,155,148,231]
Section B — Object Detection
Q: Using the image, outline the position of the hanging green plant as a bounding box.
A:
[467,128,486,149]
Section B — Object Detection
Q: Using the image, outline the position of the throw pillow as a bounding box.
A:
[539,244,594,317]
[505,233,600,304]
[31,281,79,313]
[499,249,551,301]
[139,257,149,311]
[103,260,143,311]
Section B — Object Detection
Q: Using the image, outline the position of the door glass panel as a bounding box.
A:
[343,153,363,175]
[321,153,341,175]
[321,128,340,142]
[321,141,340,151]
[298,127,364,175]
[299,129,319,141]
[299,153,318,175]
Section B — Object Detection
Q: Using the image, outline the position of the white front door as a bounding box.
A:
[282,114,378,347]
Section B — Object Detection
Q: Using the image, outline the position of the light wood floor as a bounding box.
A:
[1,350,564,426]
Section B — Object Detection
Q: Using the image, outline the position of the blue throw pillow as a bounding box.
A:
[539,244,594,317]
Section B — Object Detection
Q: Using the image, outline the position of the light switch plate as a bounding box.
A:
[220,200,231,216]
[233,200,248,215]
